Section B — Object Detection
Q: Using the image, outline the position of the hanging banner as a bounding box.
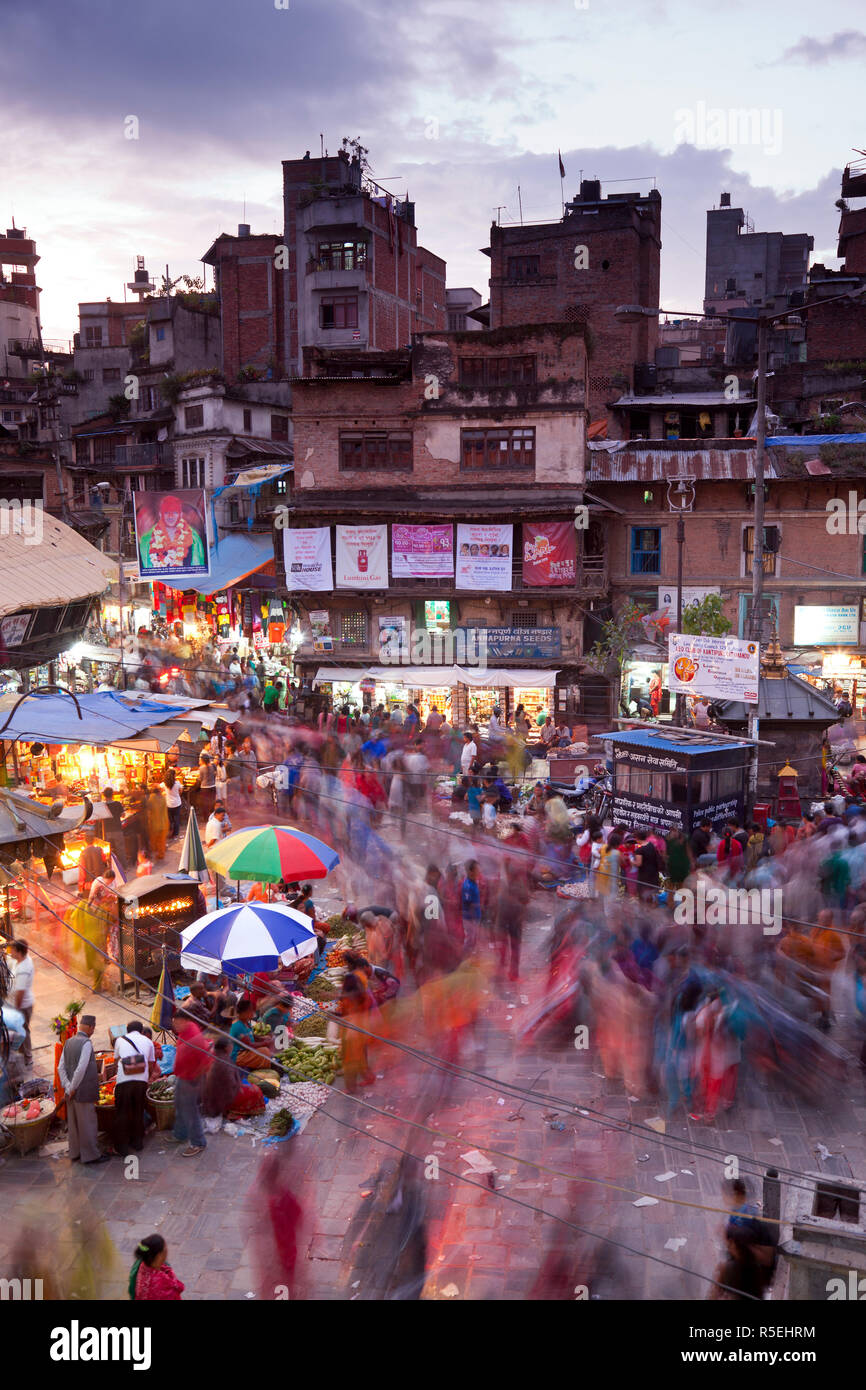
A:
[667,633,760,703]
[522,521,576,587]
[134,489,209,581]
[455,523,513,591]
[336,524,388,589]
[391,524,453,578]
[283,527,333,592]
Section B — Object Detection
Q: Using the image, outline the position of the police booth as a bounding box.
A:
[603,728,751,837]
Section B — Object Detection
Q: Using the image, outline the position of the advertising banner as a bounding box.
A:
[309,610,333,652]
[455,523,513,591]
[457,625,561,659]
[391,524,453,578]
[134,489,209,582]
[657,585,720,612]
[793,604,858,646]
[282,527,333,592]
[667,633,760,703]
[336,524,388,589]
[522,521,576,587]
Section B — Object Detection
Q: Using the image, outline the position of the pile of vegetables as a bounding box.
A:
[2,1100,48,1123]
[293,1012,327,1038]
[268,1108,294,1137]
[251,1020,271,1037]
[147,1076,176,1102]
[97,1080,116,1107]
[306,975,338,1002]
[326,914,356,938]
[276,1044,340,1085]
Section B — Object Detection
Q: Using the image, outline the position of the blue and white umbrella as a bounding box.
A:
[179,901,318,978]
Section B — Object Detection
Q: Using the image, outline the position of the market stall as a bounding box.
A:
[116,873,206,997]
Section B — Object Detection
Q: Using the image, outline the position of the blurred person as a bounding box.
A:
[129,1234,185,1301]
[77,827,107,895]
[57,1012,108,1165]
[145,783,169,862]
[169,1011,212,1156]
[7,939,34,1066]
[161,767,183,840]
[251,1150,307,1301]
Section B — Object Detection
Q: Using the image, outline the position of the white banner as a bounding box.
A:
[283,527,333,592]
[668,633,760,704]
[455,523,513,591]
[336,524,388,589]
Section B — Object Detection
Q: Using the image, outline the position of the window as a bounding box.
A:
[743,525,779,577]
[459,356,536,388]
[102,367,121,383]
[340,611,368,646]
[316,241,367,271]
[184,404,204,430]
[82,369,95,383]
[84,326,103,347]
[142,385,162,411]
[243,409,252,433]
[511,611,538,628]
[738,593,780,639]
[448,313,466,331]
[630,527,661,575]
[507,256,540,279]
[270,414,289,442]
[461,427,535,470]
[339,431,412,470]
[320,296,358,329]
[92,436,115,467]
[180,457,206,488]
[156,327,166,341]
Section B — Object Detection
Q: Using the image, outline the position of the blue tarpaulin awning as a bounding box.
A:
[0,691,191,746]
[161,532,274,596]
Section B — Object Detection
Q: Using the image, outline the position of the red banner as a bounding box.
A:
[522,521,576,586]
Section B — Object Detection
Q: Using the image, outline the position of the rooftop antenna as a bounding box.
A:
[517,186,523,224]
[494,206,505,225]
[320,133,324,157]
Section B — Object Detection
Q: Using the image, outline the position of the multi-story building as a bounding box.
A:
[485,180,662,434]
[280,148,447,374]
[446,287,483,333]
[281,322,614,728]
[704,192,813,315]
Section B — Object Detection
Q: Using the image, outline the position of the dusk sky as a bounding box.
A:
[3,0,864,340]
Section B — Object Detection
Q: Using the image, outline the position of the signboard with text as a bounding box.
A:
[793,604,858,646]
[457,625,561,660]
[667,633,760,703]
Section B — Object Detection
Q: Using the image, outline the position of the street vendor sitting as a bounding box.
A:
[259,993,293,1034]
[229,998,273,1070]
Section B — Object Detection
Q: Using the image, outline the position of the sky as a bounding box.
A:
[2,0,864,340]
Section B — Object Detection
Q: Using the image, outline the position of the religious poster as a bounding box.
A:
[134,489,209,582]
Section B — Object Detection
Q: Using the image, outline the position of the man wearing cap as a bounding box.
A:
[58,1014,109,1164]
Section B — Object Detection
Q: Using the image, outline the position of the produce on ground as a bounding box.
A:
[293,1012,327,1038]
[268,1108,294,1136]
[276,1044,340,1085]
[251,1020,271,1037]
[147,1076,176,1102]
[326,914,356,938]
[306,975,338,1001]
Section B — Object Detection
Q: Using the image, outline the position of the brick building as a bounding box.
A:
[202,228,286,383]
[281,323,613,727]
[486,181,662,435]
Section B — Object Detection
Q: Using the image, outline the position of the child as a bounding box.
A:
[128,1234,184,1301]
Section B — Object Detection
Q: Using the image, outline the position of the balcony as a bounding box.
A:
[113,443,173,470]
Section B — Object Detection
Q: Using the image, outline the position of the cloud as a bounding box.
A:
[776,30,866,66]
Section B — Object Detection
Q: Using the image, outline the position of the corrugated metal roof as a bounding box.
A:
[0,509,117,619]
[587,448,770,483]
[224,437,294,459]
[614,392,756,408]
[600,728,749,756]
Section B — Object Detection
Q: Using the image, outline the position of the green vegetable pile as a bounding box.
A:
[268,1108,294,1137]
[306,975,338,1001]
[251,1020,271,1037]
[147,1076,176,1101]
[326,914,356,938]
[276,1044,340,1084]
[293,1012,327,1038]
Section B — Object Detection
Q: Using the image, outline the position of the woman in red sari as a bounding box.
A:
[128,1234,184,1301]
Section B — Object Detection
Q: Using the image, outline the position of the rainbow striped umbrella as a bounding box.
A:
[203,824,339,885]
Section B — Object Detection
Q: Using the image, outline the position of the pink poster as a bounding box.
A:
[391,524,453,577]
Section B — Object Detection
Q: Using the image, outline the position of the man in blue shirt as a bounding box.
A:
[461,860,482,954]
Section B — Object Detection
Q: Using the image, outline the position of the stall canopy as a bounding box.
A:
[0,691,191,745]
[0,509,117,619]
[167,532,274,596]
[109,720,198,754]
[313,665,560,689]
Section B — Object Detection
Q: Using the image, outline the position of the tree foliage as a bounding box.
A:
[681,594,732,637]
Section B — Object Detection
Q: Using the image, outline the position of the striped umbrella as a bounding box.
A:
[150,956,175,1033]
[178,807,209,882]
[204,824,339,885]
[179,901,317,978]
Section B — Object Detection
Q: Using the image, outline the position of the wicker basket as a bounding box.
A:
[4,1103,55,1155]
[145,1093,176,1130]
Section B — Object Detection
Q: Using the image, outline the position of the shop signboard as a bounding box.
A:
[455,523,513,591]
[378,615,408,660]
[793,604,858,646]
[391,524,453,578]
[523,521,576,586]
[336,524,388,589]
[309,610,333,652]
[0,612,32,647]
[134,489,209,582]
[457,625,561,659]
[283,527,333,592]
[667,633,760,703]
[611,742,745,836]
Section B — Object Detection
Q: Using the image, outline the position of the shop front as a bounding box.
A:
[312,665,559,731]
[621,656,671,719]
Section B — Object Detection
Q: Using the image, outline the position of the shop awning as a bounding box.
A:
[0,510,117,619]
[109,721,198,754]
[0,692,190,746]
[312,665,560,689]
[161,532,274,596]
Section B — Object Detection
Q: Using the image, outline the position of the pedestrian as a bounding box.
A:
[634,830,661,902]
[196,752,216,823]
[57,1013,110,1165]
[128,1234,185,1301]
[161,767,183,840]
[205,803,228,848]
[460,860,482,955]
[101,787,127,868]
[239,736,258,797]
[113,1021,155,1157]
[170,1012,212,1157]
[7,940,34,1066]
[460,731,478,775]
[145,783,169,862]
[77,827,107,895]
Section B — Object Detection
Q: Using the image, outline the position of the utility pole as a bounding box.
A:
[747,312,769,803]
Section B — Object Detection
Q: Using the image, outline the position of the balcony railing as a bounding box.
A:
[113,443,173,469]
